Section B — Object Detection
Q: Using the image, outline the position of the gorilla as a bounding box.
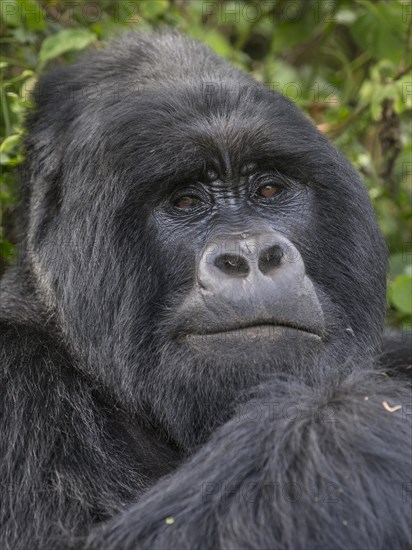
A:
[0,31,411,550]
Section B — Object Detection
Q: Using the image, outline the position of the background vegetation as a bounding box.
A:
[1,0,411,328]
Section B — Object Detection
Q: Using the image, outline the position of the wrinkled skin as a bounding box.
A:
[0,31,411,550]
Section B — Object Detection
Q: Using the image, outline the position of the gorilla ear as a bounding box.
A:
[26,56,105,178]
[22,68,77,242]
[25,66,80,182]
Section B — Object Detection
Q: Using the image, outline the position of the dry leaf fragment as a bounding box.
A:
[382,401,402,413]
[165,517,175,525]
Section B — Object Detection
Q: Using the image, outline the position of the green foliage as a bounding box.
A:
[39,28,97,63]
[1,0,411,327]
[350,1,405,63]
[389,275,412,315]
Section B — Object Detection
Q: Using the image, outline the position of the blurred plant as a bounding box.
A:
[1,0,411,326]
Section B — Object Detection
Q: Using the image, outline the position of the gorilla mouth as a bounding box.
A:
[181,321,323,341]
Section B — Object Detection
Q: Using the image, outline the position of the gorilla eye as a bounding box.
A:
[174,196,202,209]
[255,184,280,199]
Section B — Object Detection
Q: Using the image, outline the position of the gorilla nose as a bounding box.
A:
[198,232,304,291]
[188,231,324,337]
[213,244,283,278]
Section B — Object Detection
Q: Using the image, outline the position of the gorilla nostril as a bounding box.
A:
[214,254,250,277]
[258,245,283,275]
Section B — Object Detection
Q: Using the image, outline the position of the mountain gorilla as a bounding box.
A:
[0,31,411,550]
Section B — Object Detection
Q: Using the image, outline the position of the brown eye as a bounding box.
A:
[174,196,201,209]
[256,184,279,199]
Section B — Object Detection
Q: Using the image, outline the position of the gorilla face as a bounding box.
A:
[153,164,325,359]
[25,35,387,448]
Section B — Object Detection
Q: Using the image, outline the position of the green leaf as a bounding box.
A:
[139,0,169,19]
[0,0,21,26]
[0,153,11,165]
[390,275,412,315]
[0,240,16,262]
[350,3,405,63]
[1,0,46,30]
[335,9,357,24]
[190,29,232,58]
[0,134,21,154]
[39,29,97,63]
[389,253,410,278]
[272,20,313,53]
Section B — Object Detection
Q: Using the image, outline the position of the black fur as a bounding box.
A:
[0,31,411,550]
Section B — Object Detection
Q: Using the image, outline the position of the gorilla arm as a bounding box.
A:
[1,320,411,549]
[0,321,181,550]
[87,369,412,550]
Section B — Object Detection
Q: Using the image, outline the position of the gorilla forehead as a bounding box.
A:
[92,82,335,187]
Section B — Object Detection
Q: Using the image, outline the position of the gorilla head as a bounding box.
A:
[23,31,386,449]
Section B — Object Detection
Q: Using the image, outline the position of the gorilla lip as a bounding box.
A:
[180,321,323,340]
